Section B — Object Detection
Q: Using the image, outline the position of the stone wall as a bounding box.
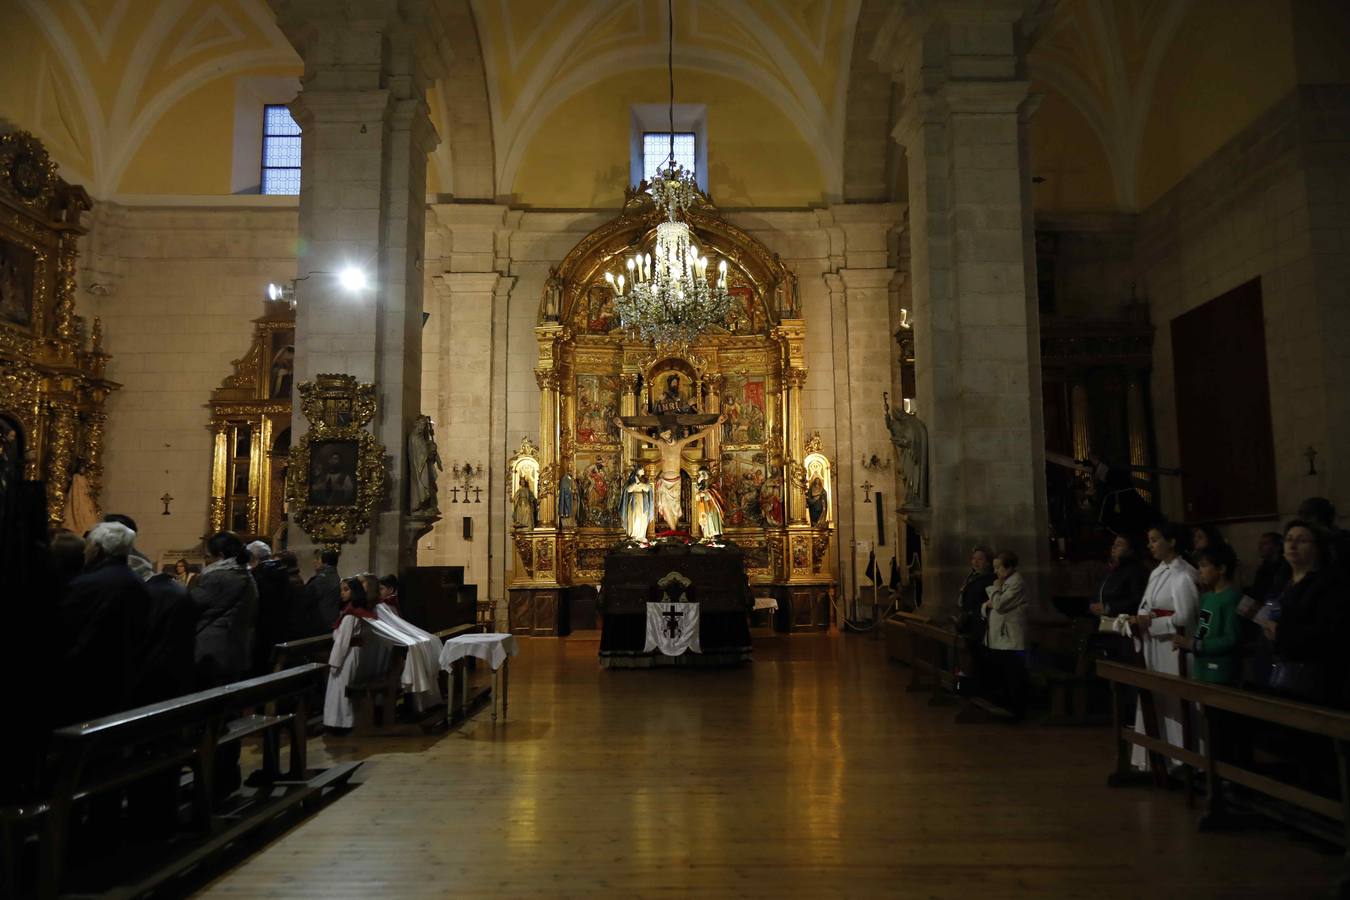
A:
[78,201,299,563]
[1138,85,1350,553]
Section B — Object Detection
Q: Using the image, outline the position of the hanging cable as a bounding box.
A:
[667,0,675,167]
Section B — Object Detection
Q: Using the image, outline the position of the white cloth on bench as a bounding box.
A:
[375,603,444,708]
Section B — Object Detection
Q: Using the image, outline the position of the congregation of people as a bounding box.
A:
[953,496,1350,745]
[35,516,442,803]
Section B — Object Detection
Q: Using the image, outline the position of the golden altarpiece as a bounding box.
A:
[507,189,837,632]
[207,300,295,543]
[0,132,117,529]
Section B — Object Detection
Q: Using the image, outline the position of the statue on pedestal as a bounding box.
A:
[512,478,537,529]
[693,468,725,544]
[619,465,653,544]
[407,415,443,516]
[884,392,929,509]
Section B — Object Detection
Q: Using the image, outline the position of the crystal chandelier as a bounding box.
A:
[604,0,732,348]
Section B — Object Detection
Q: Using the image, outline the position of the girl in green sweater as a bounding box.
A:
[1172,543,1243,684]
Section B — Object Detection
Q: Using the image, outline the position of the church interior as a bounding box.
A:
[3,0,1350,896]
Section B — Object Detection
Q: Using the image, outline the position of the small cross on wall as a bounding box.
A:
[160,493,174,515]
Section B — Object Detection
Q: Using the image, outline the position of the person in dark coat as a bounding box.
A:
[58,521,152,725]
[1090,533,1149,618]
[278,550,327,639]
[139,571,197,704]
[191,531,258,799]
[1266,520,1348,708]
[192,531,259,687]
[250,548,291,675]
[956,546,995,638]
[305,549,342,628]
[129,569,197,835]
[1245,531,1289,604]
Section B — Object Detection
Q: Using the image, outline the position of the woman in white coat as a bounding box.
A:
[1129,522,1199,770]
[981,551,1030,721]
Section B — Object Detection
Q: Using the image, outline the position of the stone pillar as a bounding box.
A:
[874,0,1052,617]
[271,0,443,576]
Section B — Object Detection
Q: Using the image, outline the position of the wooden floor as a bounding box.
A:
[199,634,1340,898]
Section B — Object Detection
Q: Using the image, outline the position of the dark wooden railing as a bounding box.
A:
[1,663,360,899]
[1097,659,1350,887]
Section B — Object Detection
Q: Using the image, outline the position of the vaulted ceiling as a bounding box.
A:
[0,0,1326,210]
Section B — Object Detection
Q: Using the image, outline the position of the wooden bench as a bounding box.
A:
[1027,618,1100,725]
[888,612,964,698]
[1,663,360,899]
[1097,659,1350,891]
[272,623,488,735]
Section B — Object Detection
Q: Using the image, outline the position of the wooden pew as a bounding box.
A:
[1027,617,1101,725]
[271,623,488,734]
[1097,659,1350,889]
[1,663,360,899]
[888,612,964,698]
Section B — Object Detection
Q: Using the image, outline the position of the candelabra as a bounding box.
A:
[449,461,484,504]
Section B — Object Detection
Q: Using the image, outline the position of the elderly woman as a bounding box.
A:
[957,546,996,639]
[1129,522,1199,770]
[980,551,1030,721]
[1266,520,1348,706]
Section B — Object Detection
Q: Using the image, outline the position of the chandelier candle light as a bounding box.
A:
[604,0,733,348]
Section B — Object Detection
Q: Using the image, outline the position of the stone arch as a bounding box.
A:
[431,0,495,200]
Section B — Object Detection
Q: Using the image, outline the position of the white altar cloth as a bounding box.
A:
[439,632,519,672]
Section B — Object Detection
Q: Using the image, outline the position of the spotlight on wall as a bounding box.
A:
[338,266,368,292]
[267,282,295,303]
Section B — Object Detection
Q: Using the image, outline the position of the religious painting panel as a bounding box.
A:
[573,451,622,529]
[267,326,295,399]
[717,449,768,527]
[307,439,358,507]
[0,238,37,329]
[573,284,617,334]
[720,374,767,446]
[724,283,764,335]
[575,373,621,445]
[647,366,696,414]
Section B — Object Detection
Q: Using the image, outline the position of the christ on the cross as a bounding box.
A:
[614,414,725,533]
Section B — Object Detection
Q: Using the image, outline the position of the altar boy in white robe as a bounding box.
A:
[367,574,444,708]
[1129,523,1200,770]
[324,577,379,729]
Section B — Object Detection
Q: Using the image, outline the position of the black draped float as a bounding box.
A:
[598,542,752,668]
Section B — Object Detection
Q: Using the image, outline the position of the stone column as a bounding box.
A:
[874,0,1052,617]
[270,0,443,576]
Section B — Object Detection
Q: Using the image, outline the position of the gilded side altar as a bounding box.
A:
[508,187,837,632]
[0,132,116,529]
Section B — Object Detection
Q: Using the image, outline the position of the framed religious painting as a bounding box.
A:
[572,283,617,334]
[719,373,767,447]
[647,366,696,414]
[0,237,38,331]
[572,450,622,529]
[306,440,358,507]
[574,373,621,445]
[285,374,385,550]
[266,326,295,400]
[717,449,769,528]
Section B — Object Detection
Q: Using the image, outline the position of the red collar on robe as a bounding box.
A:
[334,605,377,630]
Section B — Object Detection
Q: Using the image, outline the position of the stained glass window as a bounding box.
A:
[643,132,696,182]
[261,104,301,195]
